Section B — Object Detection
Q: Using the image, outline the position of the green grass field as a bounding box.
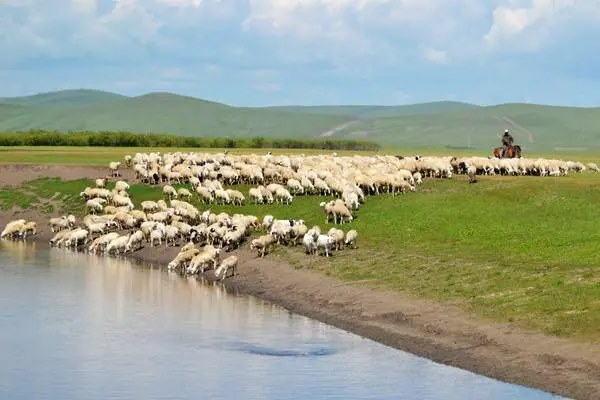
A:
[1,172,599,341]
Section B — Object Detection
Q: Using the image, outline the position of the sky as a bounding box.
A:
[1,0,600,106]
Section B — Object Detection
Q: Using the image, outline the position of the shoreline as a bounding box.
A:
[1,211,599,399]
[1,165,599,399]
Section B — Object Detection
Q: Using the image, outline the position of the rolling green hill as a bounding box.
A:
[1,89,600,152]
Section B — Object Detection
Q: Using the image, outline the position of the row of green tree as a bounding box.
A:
[0,131,380,150]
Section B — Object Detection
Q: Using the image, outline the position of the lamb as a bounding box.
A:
[250,234,276,257]
[163,185,178,200]
[344,229,358,249]
[215,255,238,280]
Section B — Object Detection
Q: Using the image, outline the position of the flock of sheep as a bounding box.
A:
[2,151,597,281]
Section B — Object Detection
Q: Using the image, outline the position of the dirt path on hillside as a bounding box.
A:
[1,165,599,400]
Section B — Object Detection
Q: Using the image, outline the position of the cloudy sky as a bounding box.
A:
[1,0,599,106]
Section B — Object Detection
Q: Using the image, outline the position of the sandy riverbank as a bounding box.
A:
[1,164,599,399]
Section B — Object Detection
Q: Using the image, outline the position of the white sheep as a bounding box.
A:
[249,188,264,204]
[215,255,238,280]
[344,229,358,249]
[316,234,334,257]
[1,220,25,239]
[250,234,276,257]
[109,161,121,177]
[275,187,293,205]
[163,185,178,200]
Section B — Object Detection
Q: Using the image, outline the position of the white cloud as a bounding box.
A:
[71,0,96,14]
[424,48,447,64]
[484,0,576,46]
[157,0,204,7]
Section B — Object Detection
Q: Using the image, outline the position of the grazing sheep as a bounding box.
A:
[177,188,193,201]
[168,248,201,271]
[196,186,214,204]
[163,185,178,200]
[226,189,245,206]
[115,180,130,192]
[1,219,26,239]
[250,234,276,257]
[125,230,145,252]
[328,228,345,250]
[95,178,108,188]
[274,187,293,205]
[106,235,129,255]
[215,255,238,280]
[344,229,358,249]
[249,188,264,204]
[86,199,104,214]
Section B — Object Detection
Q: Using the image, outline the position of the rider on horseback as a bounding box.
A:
[501,129,514,157]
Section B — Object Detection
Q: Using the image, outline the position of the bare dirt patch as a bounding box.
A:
[0,164,134,187]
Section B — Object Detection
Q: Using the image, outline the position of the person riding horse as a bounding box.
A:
[501,129,514,157]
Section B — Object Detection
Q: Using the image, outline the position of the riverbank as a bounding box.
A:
[1,205,599,400]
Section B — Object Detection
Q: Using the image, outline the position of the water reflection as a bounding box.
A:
[0,243,562,400]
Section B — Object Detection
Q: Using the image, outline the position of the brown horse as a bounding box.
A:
[493,145,522,158]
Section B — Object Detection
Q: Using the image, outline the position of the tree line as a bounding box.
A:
[0,131,381,151]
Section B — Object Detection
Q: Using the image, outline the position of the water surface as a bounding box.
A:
[0,242,561,399]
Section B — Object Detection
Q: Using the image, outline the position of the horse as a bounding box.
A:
[493,145,522,159]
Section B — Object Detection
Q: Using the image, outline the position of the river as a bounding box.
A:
[0,242,562,399]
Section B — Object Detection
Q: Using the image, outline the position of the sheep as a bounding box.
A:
[64,229,89,249]
[163,185,178,200]
[109,161,121,177]
[215,255,238,280]
[95,178,108,188]
[112,194,134,210]
[115,180,130,192]
[196,186,214,204]
[124,155,132,167]
[106,235,129,255]
[328,228,345,250]
[226,189,245,206]
[214,189,231,205]
[1,219,26,239]
[168,248,201,271]
[274,187,293,205]
[286,178,304,195]
[467,165,478,184]
[412,172,423,185]
[125,230,144,252]
[316,234,334,257]
[186,245,221,274]
[86,199,104,214]
[88,232,119,254]
[50,229,73,247]
[302,233,317,255]
[250,234,276,257]
[344,229,358,249]
[586,162,599,172]
[249,188,264,204]
[149,229,163,247]
[177,188,193,201]
[49,216,70,232]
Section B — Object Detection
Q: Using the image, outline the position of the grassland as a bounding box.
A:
[3,89,600,152]
[2,171,598,341]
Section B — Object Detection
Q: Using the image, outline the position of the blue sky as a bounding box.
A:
[1,0,599,106]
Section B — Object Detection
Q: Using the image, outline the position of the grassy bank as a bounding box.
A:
[2,172,599,341]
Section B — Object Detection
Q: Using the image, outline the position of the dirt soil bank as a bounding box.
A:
[1,164,599,399]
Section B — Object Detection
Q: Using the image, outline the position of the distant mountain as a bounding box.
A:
[1,89,600,152]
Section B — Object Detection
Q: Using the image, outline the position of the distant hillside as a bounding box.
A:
[0,89,128,107]
[268,101,480,119]
[1,89,600,152]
